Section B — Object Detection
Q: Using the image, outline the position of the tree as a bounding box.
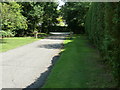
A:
[19,2,44,36]
[61,2,89,33]
[41,2,59,33]
[0,2,27,36]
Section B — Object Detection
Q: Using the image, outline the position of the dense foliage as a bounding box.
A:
[0,2,58,37]
[61,2,89,33]
[18,2,44,36]
[85,2,120,86]
[41,2,59,33]
[0,2,28,37]
[0,30,14,37]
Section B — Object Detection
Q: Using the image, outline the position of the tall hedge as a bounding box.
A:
[85,2,120,86]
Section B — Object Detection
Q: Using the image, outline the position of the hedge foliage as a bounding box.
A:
[85,2,120,86]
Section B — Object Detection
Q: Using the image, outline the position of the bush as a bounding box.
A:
[0,30,7,38]
[0,30,15,38]
[85,2,120,86]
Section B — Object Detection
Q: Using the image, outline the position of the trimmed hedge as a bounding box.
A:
[85,2,120,86]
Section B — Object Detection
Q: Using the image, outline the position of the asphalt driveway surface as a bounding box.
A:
[0,33,67,88]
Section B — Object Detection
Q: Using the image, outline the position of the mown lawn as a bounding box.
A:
[43,35,116,88]
[0,37,39,52]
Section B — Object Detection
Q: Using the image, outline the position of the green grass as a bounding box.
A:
[43,35,116,88]
[0,37,40,52]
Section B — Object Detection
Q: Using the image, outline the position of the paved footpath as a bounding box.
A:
[0,33,66,88]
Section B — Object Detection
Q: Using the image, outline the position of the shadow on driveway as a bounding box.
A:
[38,43,63,49]
[24,55,60,90]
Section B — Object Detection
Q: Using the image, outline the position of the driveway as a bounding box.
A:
[0,33,67,88]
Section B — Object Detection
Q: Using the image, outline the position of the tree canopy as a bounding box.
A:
[61,2,90,33]
[0,2,59,37]
[0,2,27,36]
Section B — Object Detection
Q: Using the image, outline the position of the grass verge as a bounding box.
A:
[0,37,41,52]
[43,35,116,88]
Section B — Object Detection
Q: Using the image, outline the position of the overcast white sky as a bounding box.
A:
[57,0,65,10]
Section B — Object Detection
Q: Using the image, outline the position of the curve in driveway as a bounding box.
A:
[1,34,66,88]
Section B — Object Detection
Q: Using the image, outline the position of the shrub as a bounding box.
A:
[0,30,15,38]
[85,2,120,86]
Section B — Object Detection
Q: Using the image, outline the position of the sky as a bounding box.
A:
[57,0,65,10]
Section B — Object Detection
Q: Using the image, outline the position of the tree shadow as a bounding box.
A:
[37,35,72,50]
[23,36,74,90]
[23,38,74,90]
[38,43,64,49]
[23,55,60,90]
